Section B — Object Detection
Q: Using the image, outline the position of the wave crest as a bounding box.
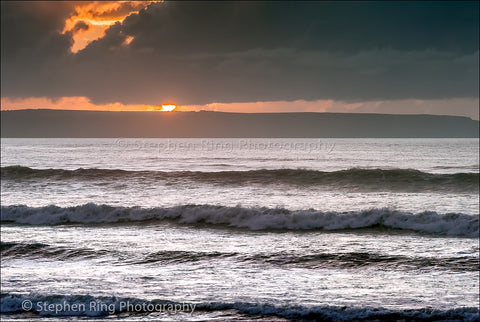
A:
[3,242,477,271]
[2,166,478,192]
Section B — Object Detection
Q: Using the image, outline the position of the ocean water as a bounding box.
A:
[1,138,479,321]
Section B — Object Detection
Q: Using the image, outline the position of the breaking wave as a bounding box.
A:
[1,293,478,321]
[1,204,478,237]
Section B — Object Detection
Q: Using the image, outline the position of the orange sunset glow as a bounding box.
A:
[1,96,478,120]
[62,1,156,53]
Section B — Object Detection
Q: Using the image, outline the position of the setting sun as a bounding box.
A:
[160,104,176,112]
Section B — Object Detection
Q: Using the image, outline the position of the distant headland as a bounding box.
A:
[1,109,478,138]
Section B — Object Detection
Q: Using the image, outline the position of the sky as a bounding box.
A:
[1,1,478,119]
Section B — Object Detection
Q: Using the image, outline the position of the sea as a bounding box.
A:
[1,138,479,321]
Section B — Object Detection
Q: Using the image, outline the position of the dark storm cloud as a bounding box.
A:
[1,1,478,105]
[0,1,76,98]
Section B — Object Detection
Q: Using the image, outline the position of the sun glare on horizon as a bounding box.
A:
[160,104,176,112]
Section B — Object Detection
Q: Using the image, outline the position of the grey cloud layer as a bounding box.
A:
[1,1,478,105]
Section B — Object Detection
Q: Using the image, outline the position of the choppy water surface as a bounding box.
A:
[1,138,479,321]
